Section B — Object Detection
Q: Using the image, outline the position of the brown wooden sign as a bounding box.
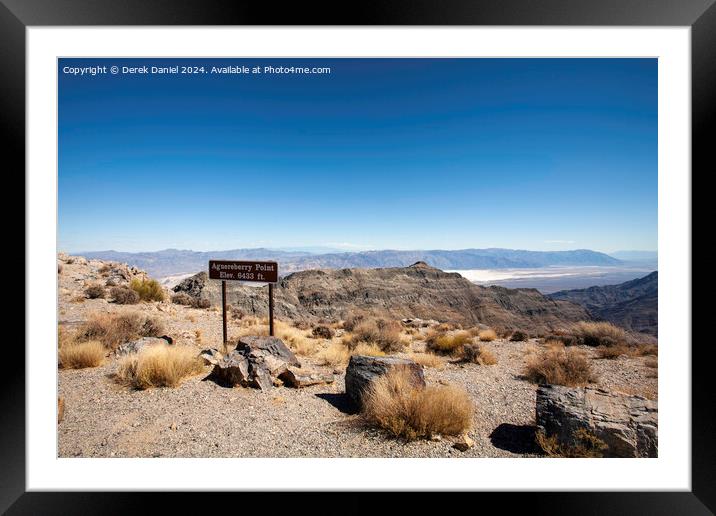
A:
[208,260,278,283]
[209,259,279,341]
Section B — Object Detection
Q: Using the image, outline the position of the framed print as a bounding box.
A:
[5,0,712,512]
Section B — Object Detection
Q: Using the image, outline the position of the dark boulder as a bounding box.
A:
[536,384,658,458]
[345,355,425,409]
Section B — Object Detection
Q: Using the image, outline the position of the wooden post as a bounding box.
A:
[221,280,227,350]
[268,283,274,336]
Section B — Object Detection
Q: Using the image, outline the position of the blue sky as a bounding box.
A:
[58,58,657,253]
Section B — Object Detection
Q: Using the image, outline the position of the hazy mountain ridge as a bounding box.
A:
[81,247,622,278]
[549,272,657,336]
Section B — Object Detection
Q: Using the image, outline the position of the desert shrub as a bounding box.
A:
[84,284,106,299]
[110,286,140,304]
[342,313,365,332]
[130,278,165,302]
[409,352,445,369]
[293,320,311,330]
[116,345,204,389]
[77,312,164,350]
[171,292,194,305]
[425,330,471,355]
[193,298,211,309]
[631,343,658,357]
[536,428,608,458]
[362,367,473,440]
[98,264,112,274]
[312,325,334,339]
[510,330,529,342]
[461,342,498,365]
[572,321,627,347]
[478,329,497,342]
[523,344,596,386]
[543,334,579,346]
[595,344,630,359]
[105,278,117,287]
[345,319,405,353]
[58,340,106,369]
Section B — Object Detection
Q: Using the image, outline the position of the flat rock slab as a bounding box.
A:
[345,355,425,409]
[536,384,658,458]
[280,367,334,388]
[236,336,300,367]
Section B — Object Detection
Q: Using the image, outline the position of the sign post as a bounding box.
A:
[208,260,279,344]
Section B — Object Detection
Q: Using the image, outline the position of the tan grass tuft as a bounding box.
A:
[116,345,204,389]
[58,340,106,369]
[425,329,471,355]
[478,328,497,342]
[523,343,596,386]
[571,321,627,347]
[362,367,473,441]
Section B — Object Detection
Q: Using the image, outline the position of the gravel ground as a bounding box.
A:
[58,338,657,458]
[58,258,657,458]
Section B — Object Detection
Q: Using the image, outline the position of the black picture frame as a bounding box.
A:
[4,0,710,513]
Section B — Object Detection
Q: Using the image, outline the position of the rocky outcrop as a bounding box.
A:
[344,355,425,409]
[210,336,300,390]
[535,384,658,458]
[174,262,590,334]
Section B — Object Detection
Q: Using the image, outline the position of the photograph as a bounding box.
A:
[55,57,660,459]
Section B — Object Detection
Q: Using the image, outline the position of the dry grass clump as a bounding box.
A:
[478,328,497,342]
[595,344,630,359]
[509,330,529,342]
[572,321,627,347]
[342,313,366,332]
[171,292,194,305]
[536,428,608,458]
[130,278,165,302]
[98,263,113,275]
[312,325,334,339]
[461,342,498,365]
[84,284,105,299]
[409,352,445,369]
[58,340,106,369]
[58,397,65,423]
[344,319,406,353]
[362,367,473,441]
[110,286,140,304]
[425,329,471,355]
[523,343,596,386]
[116,345,204,389]
[316,341,351,366]
[77,312,165,350]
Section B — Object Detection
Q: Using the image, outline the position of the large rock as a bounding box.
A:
[536,384,658,458]
[345,355,425,409]
[115,337,168,357]
[210,335,301,390]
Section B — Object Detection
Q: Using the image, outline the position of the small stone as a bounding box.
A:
[453,434,473,452]
[170,422,177,431]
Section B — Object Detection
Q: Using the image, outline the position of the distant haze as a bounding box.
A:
[79,247,625,280]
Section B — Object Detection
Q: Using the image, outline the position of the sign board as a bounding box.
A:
[208,260,278,283]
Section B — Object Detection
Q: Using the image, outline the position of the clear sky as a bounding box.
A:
[58,58,657,253]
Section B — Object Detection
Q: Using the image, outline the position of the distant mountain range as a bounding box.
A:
[549,271,657,336]
[80,248,623,278]
[608,250,658,264]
